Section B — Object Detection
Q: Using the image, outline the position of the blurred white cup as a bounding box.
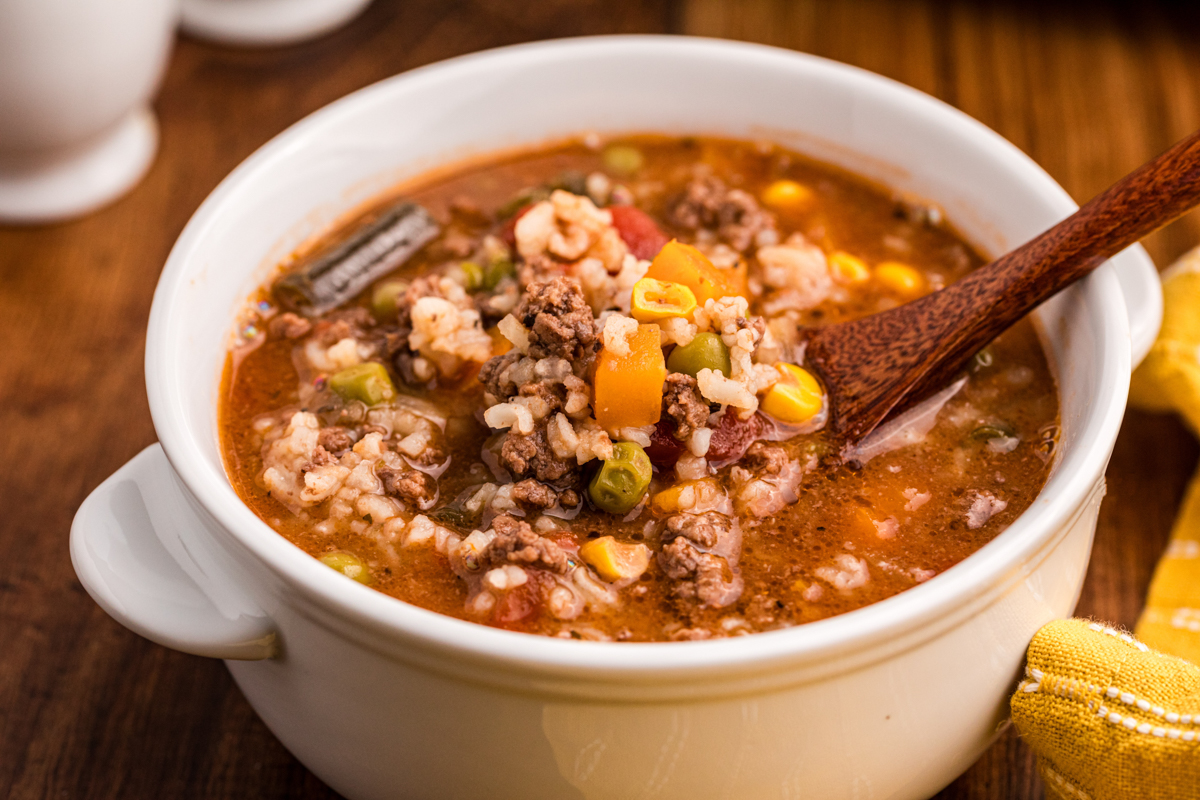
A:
[0,0,179,223]
[181,0,374,47]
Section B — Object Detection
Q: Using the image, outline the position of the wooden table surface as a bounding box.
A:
[3,1,1199,797]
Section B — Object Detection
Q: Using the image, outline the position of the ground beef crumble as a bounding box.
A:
[268,312,312,340]
[301,445,337,471]
[512,277,599,362]
[379,466,437,507]
[481,515,569,573]
[665,511,730,549]
[478,351,521,401]
[317,426,354,454]
[312,307,374,346]
[659,511,738,607]
[663,373,710,440]
[500,426,576,484]
[659,539,730,606]
[511,479,560,510]
[742,441,788,475]
[667,176,774,252]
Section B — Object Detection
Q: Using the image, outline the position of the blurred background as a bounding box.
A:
[2,1,1199,798]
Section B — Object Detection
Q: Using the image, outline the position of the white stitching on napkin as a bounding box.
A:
[1019,666,1199,741]
[1043,763,1092,800]
[1087,622,1150,651]
[1166,540,1199,559]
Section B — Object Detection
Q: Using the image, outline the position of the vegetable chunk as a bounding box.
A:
[594,323,666,430]
[579,536,652,581]
[645,240,741,305]
[588,442,653,514]
[329,362,397,406]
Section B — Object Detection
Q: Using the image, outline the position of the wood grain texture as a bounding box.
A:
[807,125,1200,440]
[1,1,1197,798]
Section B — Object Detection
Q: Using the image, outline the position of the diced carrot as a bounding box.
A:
[486,325,512,356]
[644,240,740,306]
[725,258,750,298]
[594,323,665,430]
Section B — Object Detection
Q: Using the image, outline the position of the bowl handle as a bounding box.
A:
[70,444,278,660]
[1113,243,1163,369]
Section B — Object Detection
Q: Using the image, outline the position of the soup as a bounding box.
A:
[219,136,1058,642]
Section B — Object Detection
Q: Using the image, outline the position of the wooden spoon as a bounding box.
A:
[802,127,1200,442]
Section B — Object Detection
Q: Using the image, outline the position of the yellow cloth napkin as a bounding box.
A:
[1012,619,1200,800]
[1010,248,1200,799]
[1132,246,1200,666]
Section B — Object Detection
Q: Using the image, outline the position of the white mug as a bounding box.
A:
[0,0,179,223]
[180,0,374,47]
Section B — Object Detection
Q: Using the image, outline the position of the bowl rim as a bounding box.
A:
[146,34,1132,679]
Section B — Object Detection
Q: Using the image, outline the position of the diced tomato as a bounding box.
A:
[706,411,768,466]
[645,418,686,467]
[499,203,535,248]
[490,570,553,628]
[610,205,670,261]
[492,582,540,626]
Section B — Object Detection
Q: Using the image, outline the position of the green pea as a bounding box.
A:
[371,280,408,320]
[667,333,731,379]
[329,362,397,406]
[589,442,653,514]
[602,145,644,176]
[458,261,484,292]
[318,551,371,584]
[483,257,516,290]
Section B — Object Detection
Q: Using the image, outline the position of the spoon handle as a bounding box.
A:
[977,126,1200,308]
[807,127,1200,439]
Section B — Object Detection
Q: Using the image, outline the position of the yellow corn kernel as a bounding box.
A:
[631,277,698,323]
[761,179,814,209]
[875,262,925,297]
[828,251,871,284]
[760,363,824,424]
[578,536,652,582]
[651,479,719,515]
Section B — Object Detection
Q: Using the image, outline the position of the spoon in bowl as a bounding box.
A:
[802,127,1200,442]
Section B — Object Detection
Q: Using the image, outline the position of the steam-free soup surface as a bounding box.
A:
[220,136,1058,642]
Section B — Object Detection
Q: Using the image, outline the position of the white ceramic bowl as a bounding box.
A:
[71,37,1162,799]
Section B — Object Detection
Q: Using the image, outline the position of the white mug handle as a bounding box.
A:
[1112,243,1163,369]
[70,444,277,660]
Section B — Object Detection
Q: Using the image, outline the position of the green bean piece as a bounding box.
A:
[588,442,653,514]
[602,145,644,176]
[329,362,397,406]
[459,261,484,292]
[319,551,372,584]
[483,258,516,290]
[667,332,732,379]
[371,280,408,320]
